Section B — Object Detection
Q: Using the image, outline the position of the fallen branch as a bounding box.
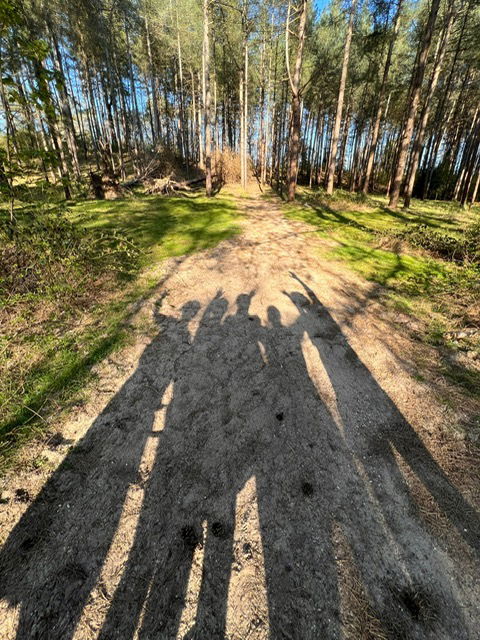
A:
[146,176,205,195]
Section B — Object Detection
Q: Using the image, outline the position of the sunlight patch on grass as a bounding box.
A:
[289,186,471,236]
[330,239,446,287]
[0,275,158,469]
[71,193,241,262]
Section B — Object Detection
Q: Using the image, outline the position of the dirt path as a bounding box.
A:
[1,191,479,639]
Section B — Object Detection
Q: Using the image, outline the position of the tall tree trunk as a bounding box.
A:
[240,69,244,176]
[337,102,352,188]
[203,0,213,196]
[461,144,480,207]
[49,26,81,180]
[286,0,308,202]
[145,14,161,143]
[242,43,248,188]
[389,0,441,208]
[325,0,356,195]
[470,161,480,205]
[258,37,266,184]
[197,72,204,168]
[403,7,453,208]
[125,16,144,163]
[0,69,15,223]
[31,59,71,199]
[362,0,403,194]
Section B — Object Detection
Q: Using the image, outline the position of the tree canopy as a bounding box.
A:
[1,0,479,206]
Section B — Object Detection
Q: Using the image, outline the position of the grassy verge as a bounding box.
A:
[282,187,480,400]
[0,192,240,471]
[70,192,241,260]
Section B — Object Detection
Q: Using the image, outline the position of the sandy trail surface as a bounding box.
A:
[1,191,479,639]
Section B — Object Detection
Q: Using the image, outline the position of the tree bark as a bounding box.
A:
[286,0,308,201]
[243,43,248,188]
[389,0,441,208]
[203,0,213,196]
[145,14,161,144]
[325,0,357,195]
[403,6,453,208]
[362,0,403,194]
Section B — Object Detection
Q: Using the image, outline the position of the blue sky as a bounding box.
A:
[313,0,330,14]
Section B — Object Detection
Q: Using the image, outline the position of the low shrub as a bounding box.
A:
[0,205,140,299]
[399,222,480,265]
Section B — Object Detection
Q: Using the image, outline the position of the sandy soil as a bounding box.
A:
[1,189,479,640]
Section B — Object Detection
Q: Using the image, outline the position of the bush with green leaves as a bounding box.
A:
[398,222,480,265]
[0,206,140,299]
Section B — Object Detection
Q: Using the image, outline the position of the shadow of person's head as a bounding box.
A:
[180,300,201,322]
[235,291,255,317]
[267,305,282,328]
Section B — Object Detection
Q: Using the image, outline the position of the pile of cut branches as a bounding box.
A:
[145,175,205,195]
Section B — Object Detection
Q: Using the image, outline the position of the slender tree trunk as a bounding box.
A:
[403,7,453,208]
[0,69,15,223]
[286,0,308,201]
[470,162,480,205]
[145,14,161,143]
[240,70,245,186]
[49,27,81,180]
[31,59,71,199]
[243,43,248,188]
[325,0,357,195]
[457,117,480,205]
[258,38,266,183]
[461,145,480,207]
[197,73,204,168]
[362,0,403,193]
[337,103,352,188]
[389,0,441,208]
[125,16,144,161]
[203,0,212,196]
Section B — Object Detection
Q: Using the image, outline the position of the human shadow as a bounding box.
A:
[0,286,477,640]
[96,291,242,639]
[92,290,344,639]
[287,272,480,557]
[256,289,474,639]
[0,300,200,639]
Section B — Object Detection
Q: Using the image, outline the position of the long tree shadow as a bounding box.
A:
[0,285,477,639]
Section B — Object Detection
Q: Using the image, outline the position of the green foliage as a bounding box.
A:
[398,222,480,264]
[330,240,448,291]
[0,205,141,298]
[71,192,241,262]
[284,188,480,396]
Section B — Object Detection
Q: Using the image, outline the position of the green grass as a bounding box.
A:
[0,281,152,442]
[70,192,240,262]
[329,232,446,285]
[283,188,467,292]
[285,186,471,233]
[283,187,480,398]
[1,192,240,471]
